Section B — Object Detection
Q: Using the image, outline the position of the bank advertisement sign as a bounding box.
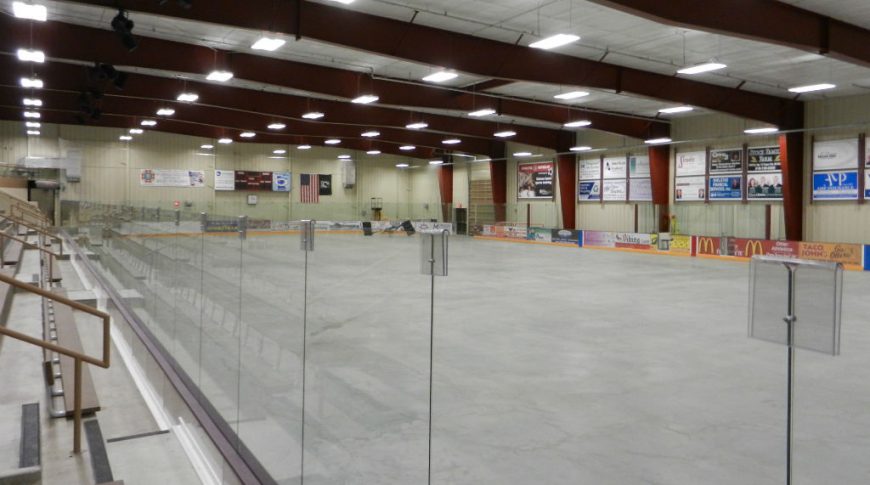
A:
[709,176,742,200]
[675,151,706,177]
[578,181,600,201]
[813,170,859,200]
[675,176,706,201]
[813,138,859,171]
[517,162,554,199]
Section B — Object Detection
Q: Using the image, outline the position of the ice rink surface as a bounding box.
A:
[98,231,870,484]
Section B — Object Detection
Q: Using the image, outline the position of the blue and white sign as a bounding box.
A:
[866,172,870,199]
[813,170,859,200]
[272,171,291,192]
[578,181,600,201]
[709,176,743,200]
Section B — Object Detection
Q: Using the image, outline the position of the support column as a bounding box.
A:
[489,161,507,222]
[648,145,671,232]
[779,133,804,241]
[557,154,576,229]
[437,160,454,222]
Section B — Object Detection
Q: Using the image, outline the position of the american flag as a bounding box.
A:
[300,173,319,203]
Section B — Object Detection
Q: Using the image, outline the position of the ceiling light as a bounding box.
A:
[429,160,444,165]
[177,92,198,102]
[206,70,233,82]
[27,130,40,136]
[141,120,157,126]
[302,111,324,119]
[494,130,516,138]
[23,111,40,118]
[268,156,287,160]
[658,106,694,114]
[396,163,409,168]
[338,154,351,159]
[645,137,672,144]
[564,120,591,128]
[529,34,580,50]
[366,150,381,155]
[156,108,175,116]
[513,151,532,157]
[443,138,461,145]
[399,145,415,151]
[788,83,836,93]
[744,127,779,134]
[119,135,132,141]
[677,62,727,75]
[329,0,355,4]
[20,77,43,89]
[251,37,285,51]
[325,139,341,145]
[218,138,233,144]
[297,145,311,150]
[22,98,42,107]
[422,70,458,83]
[406,122,428,129]
[352,94,379,104]
[273,149,286,154]
[25,122,40,128]
[13,2,47,21]
[201,144,214,149]
[361,130,380,137]
[16,48,45,63]
[129,128,144,134]
[570,146,592,152]
[268,123,286,130]
[554,91,589,100]
[468,108,496,117]
[240,132,255,138]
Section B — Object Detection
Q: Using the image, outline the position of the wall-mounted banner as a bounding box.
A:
[603,180,627,201]
[235,171,273,191]
[579,159,601,180]
[578,181,600,201]
[675,176,706,201]
[603,156,627,179]
[517,162,554,199]
[272,171,291,192]
[709,176,743,200]
[629,178,652,201]
[748,146,781,172]
[813,138,859,171]
[709,148,743,174]
[629,155,650,178]
[139,169,205,187]
[214,170,235,191]
[675,151,706,177]
[747,173,783,200]
[813,170,859,200]
[319,174,333,196]
[865,172,870,198]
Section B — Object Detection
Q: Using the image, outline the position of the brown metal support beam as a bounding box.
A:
[779,132,804,241]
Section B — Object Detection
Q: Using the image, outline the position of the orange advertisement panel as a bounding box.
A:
[730,239,800,258]
[799,242,863,267]
[668,235,695,256]
[696,236,722,256]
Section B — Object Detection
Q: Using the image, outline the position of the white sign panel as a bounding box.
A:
[139,169,205,187]
[629,178,652,201]
[602,180,627,201]
[603,156,627,179]
[579,158,601,180]
[675,176,706,201]
[675,151,706,177]
[813,138,859,171]
[214,170,235,191]
[629,155,650,178]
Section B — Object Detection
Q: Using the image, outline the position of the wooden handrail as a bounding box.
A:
[0,215,61,255]
[0,232,60,288]
[11,204,49,226]
[0,271,110,453]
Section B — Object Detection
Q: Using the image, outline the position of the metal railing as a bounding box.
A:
[0,232,59,281]
[0,215,62,257]
[11,203,50,227]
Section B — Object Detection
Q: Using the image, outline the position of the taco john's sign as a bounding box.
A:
[696,236,862,266]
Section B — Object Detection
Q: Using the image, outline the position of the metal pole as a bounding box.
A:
[73,357,83,453]
[785,266,796,485]
[427,233,435,485]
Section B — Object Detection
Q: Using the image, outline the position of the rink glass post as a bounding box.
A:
[299,220,314,483]
[421,229,448,484]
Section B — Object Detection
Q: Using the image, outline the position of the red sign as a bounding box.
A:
[234,171,273,191]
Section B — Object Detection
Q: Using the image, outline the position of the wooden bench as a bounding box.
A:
[1,236,23,266]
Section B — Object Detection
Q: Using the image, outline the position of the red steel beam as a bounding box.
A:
[648,145,671,232]
[779,132,804,241]
[0,16,666,141]
[57,0,801,128]
[589,0,870,70]
[557,154,576,230]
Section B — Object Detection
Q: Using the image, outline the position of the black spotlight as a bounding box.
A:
[112,71,128,90]
[111,9,138,51]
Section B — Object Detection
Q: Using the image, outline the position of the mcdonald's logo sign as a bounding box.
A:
[744,240,764,257]
[697,237,719,255]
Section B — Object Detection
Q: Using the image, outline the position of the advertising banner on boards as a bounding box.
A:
[214,170,235,191]
[675,176,706,201]
[747,173,783,200]
[813,138,859,171]
[551,229,580,244]
[813,170,859,200]
[603,180,626,201]
[709,176,743,200]
[799,242,863,267]
[139,169,205,187]
[629,178,652,201]
[527,227,552,242]
[603,156,627,179]
[629,155,650,178]
[709,148,743,174]
[675,151,706,176]
[578,181,600,201]
[518,162,554,199]
[747,146,781,172]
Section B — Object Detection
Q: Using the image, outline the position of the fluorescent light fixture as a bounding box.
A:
[658,106,694,114]
[22,98,42,107]
[429,160,444,165]
[442,138,461,145]
[141,120,157,126]
[268,156,287,159]
[513,151,532,157]
[23,111,40,118]
[645,137,672,144]
[16,48,45,63]
[251,37,285,51]
[273,149,287,154]
[25,122,40,128]
[422,70,458,83]
[788,83,836,93]
[13,2,47,21]
[119,135,132,141]
[406,122,428,129]
[177,92,198,103]
[302,111,324,120]
[366,150,381,155]
[239,132,255,138]
[677,62,727,75]
[218,138,233,144]
[297,145,311,150]
[129,128,144,134]
[529,34,580,50]
[156,108,175,116]
[570,146,592,152]
[554,91,589,100]
[744,127,779,134]
[564,120,591,128]
[494,130,516,138]
[201,144,214,149]
[206,70,233,82]
[338,154,351,159]
[468,108,496,117]
[27,130,40,135]
[399,145,415,151]
[361,130,380,137]
[325,139,341,145]
[396,163,409,168]
[329,0,355,4]
[352,94,379,104]
[19,77,43,88]
[267,123,286,130]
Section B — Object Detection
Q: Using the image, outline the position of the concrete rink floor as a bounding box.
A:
[98,231,870,484]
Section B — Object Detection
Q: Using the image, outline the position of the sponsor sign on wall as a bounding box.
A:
[813,170,859,200]
[675,176,706,201]
[629,178,652,201]
[578,181,600,201]
[527,227,552,242]
[629,155,650,178]
[551,229,580,244]
[139,169,205,187]
[748,146,781,172]
[709,148,743,174]
[668,235,695,256]
[518,162,554,199]
[214,170,235,191]
[813,138,859,171]
[675,151,706,177]
[583,231,616,247]
[694,237,862,268]
[603,156,627,179]
[272,171,291,192]
[747,173,783,200]
[579,159,601,180]
[602,180,627,201]
[709,176,743,200]
[865,172,870,198]
[799,242,863,267]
